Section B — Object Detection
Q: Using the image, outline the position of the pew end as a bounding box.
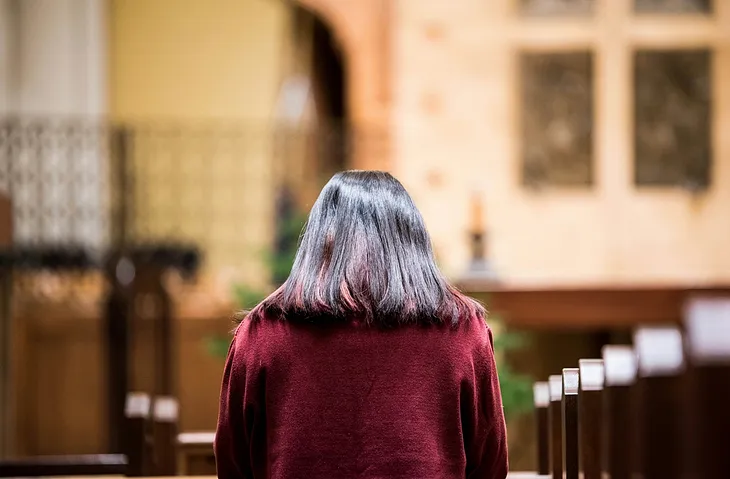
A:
[176,432,216,476]
[0,454,127,478]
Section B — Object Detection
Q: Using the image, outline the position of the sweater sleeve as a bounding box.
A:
[463,323,509,479]
[214,324,258,479]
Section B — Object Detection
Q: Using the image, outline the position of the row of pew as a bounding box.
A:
[1,297,727,478]
[524,296,729,479]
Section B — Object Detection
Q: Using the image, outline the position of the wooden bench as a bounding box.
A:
[0,455,127,478]
[520,294,730,479]
[0,393,150,478]
[176,433,216,476]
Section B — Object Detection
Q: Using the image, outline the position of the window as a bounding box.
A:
[521,0,595,16]
[634,0,711,14]
[634,50,711,188]
[521,52,594,187]
[515,0,722,191]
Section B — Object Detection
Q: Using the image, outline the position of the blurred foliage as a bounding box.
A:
[205,210,306,359]
[490,318,534,421]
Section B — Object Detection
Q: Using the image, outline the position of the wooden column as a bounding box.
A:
[684,296,730,479]
[634,326,685,479]
[548,374,563,479]
[562,369,579,479]
[601,345,637,479]
[578,359,604,479]
[533,382,550,475]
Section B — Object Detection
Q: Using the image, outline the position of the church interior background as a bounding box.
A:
[1,0,729,472]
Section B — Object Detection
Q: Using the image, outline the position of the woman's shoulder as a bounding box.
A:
[233,310,285,344]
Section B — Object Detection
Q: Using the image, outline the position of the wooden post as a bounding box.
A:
[152,396,179,476]
[0,193,11,459]
[533,382,550,475]
[125,392,151,477]
[634,326,685,479]
[106,126,133,454]
[105,254,134,454]
[562,368,579,479]
[548,374,563,479]
[578,359,604,479]
[601,345,637,479]
[684,296,730,479]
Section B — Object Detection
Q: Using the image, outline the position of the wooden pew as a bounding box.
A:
[152,397,179,476]
[0,455,127,477]
[526,321,730,479]
[577,359,603,479]
[684,296,730,479]
[124,393,151,477]
[532,382,550,476]
[561,369,579,479]
[601,345,637,479]
[547,375,563,479]
[176,432,216,476]
[634,326,685,479]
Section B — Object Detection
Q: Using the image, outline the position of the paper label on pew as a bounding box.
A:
[579,359,604,391]
[548,375,563,401]
[634,327,685,377]
[154,396,180,422]
[602,345,637,386]
[125,392,151,418]
[533,382,550,407]
[685,297,730,363]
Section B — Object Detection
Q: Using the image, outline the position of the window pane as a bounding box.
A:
[521,52,594,187]
[634,50,711,188]
[635,0,711,14]
[520,0,594,16]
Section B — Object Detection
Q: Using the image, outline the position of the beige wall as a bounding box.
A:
[393,0,730,286]
[109,0,291,284]
[110,0,287,121]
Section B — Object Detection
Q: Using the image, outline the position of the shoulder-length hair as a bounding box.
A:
[248,170,484,327]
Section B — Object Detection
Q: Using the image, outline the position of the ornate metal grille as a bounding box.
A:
[635,0,712,14]
[520,52,594,188]
[0,118,380,274]
[634,50,712,189]
[520,0,594,16]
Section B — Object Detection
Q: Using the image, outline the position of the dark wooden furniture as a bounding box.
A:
[0,454,127,477]
[176,432,216,476]
[561,369,579,479]
[601,345,636,479]
[547,375,563,479]
[577,359,603,479]
[634,326,685,479]
[532,382,550,475]
[683,296,730,479]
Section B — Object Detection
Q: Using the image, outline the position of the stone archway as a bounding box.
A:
[293,0,392,171]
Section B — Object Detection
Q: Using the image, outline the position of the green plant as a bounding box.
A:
[490,319,534,421]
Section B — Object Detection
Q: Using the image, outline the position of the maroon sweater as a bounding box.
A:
[214,315,508,479]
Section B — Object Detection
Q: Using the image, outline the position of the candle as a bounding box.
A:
[470,194,485,233]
